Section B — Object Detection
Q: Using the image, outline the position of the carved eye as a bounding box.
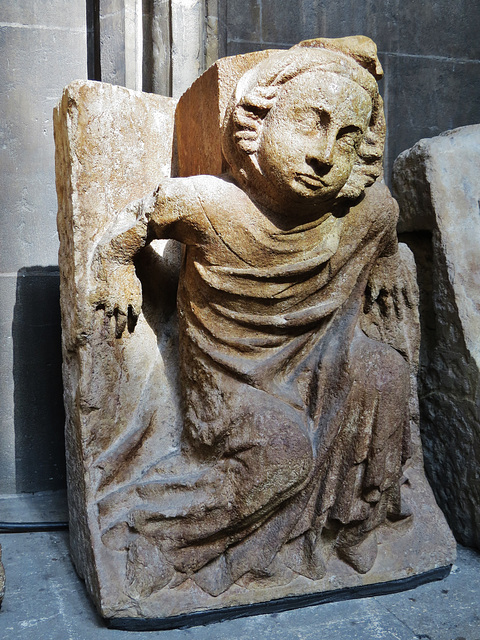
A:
[294,109,320,134]
[295,107,330,135]
[336,125,362,147]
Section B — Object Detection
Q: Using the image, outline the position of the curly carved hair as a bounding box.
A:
[222,39,386,202]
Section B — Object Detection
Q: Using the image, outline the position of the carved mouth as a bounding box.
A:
[295,173,328,189]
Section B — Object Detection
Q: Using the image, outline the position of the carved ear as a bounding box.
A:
[357,93,386,162]
[294,35,384,80]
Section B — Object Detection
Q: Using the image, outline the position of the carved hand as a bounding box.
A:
[362,244,419,365]
[89,200,149,337]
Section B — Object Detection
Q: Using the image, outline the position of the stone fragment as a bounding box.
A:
[55,39,455,629]
[393,125,480,550]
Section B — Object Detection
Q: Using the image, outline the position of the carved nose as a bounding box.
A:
[307,142,334,172]
[306,135,335,170]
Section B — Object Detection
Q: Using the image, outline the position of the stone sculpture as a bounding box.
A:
[393,125,480,551]
[55,36,455,628]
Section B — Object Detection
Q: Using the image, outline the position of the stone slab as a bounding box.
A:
[393,124,480,550]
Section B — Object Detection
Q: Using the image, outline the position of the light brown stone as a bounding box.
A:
[55,38,455,627]
[393,125,480,550]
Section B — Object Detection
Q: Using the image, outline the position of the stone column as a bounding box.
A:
[170,0,206,97]
[142,0,172,95]
[98,0,215,97]
[99,0,143,90]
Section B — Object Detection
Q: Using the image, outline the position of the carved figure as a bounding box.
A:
[92,39,413,596]
[55,37,456,624]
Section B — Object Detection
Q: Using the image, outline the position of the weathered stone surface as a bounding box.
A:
[56,38,455,627]
[393,125,480,550]
[175,49,272,177]
[54,81,180,609]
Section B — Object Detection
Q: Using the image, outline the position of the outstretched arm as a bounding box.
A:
[89,177,205,336]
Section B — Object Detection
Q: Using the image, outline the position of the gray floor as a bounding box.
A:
[0,531,479,640]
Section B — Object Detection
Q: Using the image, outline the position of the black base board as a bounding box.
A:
[106,564,451,631]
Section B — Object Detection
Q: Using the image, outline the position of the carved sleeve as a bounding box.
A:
[147,177,211,245]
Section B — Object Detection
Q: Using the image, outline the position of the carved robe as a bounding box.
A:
[98,175,410,595]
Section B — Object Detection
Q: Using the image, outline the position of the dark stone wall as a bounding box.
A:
[219,0,480,183]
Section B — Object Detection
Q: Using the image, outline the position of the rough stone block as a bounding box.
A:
[393,124,480,550]
[55,80,180,615]
[175,49,272,177]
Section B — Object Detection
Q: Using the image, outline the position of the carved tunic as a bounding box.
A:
[99,175,410,594]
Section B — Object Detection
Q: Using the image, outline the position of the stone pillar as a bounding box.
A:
[142,0,172,95]
[97,0,214,97]
[170,0,206,97]
[0,2,87,496]
[99,0,143,90]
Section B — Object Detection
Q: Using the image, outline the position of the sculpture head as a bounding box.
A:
[222,36,386,216]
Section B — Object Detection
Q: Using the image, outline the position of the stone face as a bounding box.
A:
[56,38,455,627]
[393,125,480,550]
[219,0,480,183]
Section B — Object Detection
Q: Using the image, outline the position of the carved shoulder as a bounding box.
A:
[149,176,225,243]
[351,180,399,245]
[364,180,399,222]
